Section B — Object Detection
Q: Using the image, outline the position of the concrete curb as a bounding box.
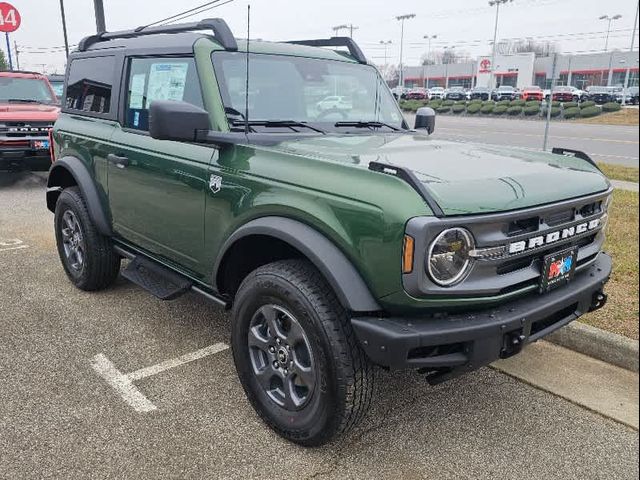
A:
[547,322,639,373]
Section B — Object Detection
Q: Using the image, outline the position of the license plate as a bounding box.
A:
[540,247,578,292]
[32,140,50,150]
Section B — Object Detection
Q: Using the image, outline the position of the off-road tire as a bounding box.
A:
[231,259,375,446]
[54,187,121,291]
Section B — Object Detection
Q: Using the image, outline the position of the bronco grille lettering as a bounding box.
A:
[508,218,601,255]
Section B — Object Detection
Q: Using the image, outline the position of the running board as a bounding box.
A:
[121,256,193,301]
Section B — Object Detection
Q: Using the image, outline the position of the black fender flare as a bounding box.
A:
[47,157,112,236]
[214,217,382,313]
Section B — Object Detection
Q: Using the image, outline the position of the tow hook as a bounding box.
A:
[500,329,526,359]
[589,291,608,312]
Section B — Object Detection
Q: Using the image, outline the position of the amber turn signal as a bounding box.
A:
[402,235,415,274]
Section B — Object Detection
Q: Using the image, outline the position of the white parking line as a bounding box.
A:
[0,239,29,253]
[91,343,230,412]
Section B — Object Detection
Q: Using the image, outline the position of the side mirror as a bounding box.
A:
[149,100,210,142]
[414,107,436,135]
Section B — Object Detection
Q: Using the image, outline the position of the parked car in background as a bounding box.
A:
[445,86,466,101]
[316,95,352,112]
[521,86,544,102]
[428,86,445,100]
[47,74,65,103]
[492,85,517,101]
[405,88,428,100]
[0,71,60,172]
[568,86,586,102]
[551,86,575,103]
[585,86,616,105]
[469,86,491,101]
[622,86,640,105]
[390,86,408,100]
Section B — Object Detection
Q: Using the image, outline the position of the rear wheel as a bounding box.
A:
[231,259,375,446]
[54,187,121,291]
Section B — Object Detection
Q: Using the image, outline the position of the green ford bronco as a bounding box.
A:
[47,19,612,446]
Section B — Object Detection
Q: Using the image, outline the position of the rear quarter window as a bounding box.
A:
[65,56,116,114]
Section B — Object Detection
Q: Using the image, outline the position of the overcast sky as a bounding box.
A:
[7,0,640,73]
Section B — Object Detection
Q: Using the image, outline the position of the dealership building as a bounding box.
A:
[402,50,639,90]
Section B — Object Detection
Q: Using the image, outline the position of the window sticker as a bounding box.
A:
[147,63,189,103]
[129,73,146,109]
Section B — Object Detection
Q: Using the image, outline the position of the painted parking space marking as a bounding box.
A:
[91,343,229,412]
[0,238,29,253]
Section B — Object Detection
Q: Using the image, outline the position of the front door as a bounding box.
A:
[108,56,215,277]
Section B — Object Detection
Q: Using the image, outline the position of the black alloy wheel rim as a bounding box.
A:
[248,304,316,411]
[61,210,85,272]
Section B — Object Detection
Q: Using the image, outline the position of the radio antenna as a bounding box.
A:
[244,4,251,136]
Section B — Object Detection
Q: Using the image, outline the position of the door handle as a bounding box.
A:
[107,154,130,168]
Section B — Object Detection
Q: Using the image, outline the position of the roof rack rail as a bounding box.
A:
[77,18,238,52]
[551,147,599,169]
[287,37,367,64]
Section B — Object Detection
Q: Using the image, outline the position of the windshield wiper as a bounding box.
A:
[6,98,43,103]
[334,121,401,132]
[231,119,325,134]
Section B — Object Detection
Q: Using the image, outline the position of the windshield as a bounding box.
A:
[0,77,56,103]
[212,52,404,132]
[498,86,514,91]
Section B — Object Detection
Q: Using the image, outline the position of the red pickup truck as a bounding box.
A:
[0,71,60,171]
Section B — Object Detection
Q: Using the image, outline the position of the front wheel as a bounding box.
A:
[231,259,375,446]
[54,187,121,291]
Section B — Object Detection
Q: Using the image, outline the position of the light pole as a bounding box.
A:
[488,0,513,90]
[599,14,622,52]
[59,0,70,58]
[380,40,393,66]
[396,13,416,89]
[444,46,456,88]
[423,34,437,88]
[622,3,639,105]
[332,24,358,38]
[332,24,347,36]
[93,0,106,33]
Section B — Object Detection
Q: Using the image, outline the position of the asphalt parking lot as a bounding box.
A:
[405,113,640,168]
[1,172,638,480]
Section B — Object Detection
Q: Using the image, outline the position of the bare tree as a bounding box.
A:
[421,49,472,65]
[496,39,559,57]
[377,63,400,86]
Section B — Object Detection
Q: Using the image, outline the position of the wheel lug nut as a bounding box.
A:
[273,361,279,368]
[284,369,288,375]
[276,338,281,345]
[269,346,275,353]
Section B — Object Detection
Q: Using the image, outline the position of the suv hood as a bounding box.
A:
[0,103,60,122]
[270,133,610,215]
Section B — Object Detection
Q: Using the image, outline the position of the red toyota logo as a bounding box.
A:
[480,59,491,71]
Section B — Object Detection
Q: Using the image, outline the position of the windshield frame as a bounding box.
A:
[211,51,408,134]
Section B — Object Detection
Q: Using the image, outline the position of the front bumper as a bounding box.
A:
[0,150,51,171]
[352,253,611,383]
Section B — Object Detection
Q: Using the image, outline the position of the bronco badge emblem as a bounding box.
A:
[209,174,222,194]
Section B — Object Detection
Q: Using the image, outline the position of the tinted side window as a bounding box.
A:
[65,56,115,114]
[125,57,203,131]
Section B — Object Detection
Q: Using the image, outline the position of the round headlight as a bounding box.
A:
[427,228,475,286]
